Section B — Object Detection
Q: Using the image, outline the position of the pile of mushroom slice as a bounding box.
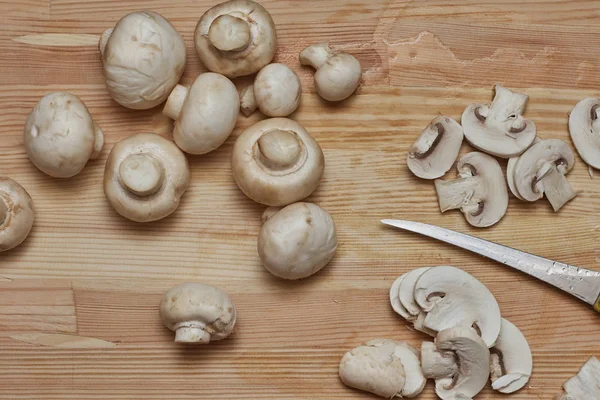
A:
[554,356,600,400]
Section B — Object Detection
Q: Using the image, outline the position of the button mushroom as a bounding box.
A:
[569,98,600,170]
[507,136,542,200]
[462,84,537,158]
[339,339,426,398]
[0,177,34,253]
[555,356,600,400]
[194,0,277,78]
[159,282,236,344]
[435,152,509,228]
[24,92,104,178]
[239,63,302,118]
[103,133,190,222]
[407,116,464,179]
[512,139,576,212]
[490,318,533,394]
[258,202,337,280]
[163,73,240,155]
[421,326,491,400]
[99,11,186,110]
[231,118,325,206]
[299,42,362,102]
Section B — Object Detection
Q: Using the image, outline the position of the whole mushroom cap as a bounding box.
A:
[24,92,104,178]
[99,11,186,110]
[258,202,337,280]
[103,133,190,222]
[194,0,277,78]
[253,63,302,117]
[0,178,35,253]
[231,118,325,206]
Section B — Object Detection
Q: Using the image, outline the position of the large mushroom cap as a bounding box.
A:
[163,73,240,155]
[569,98,600,169]
[159,282,236,344]
[103,133,190,222]
[99,11,186,110]
[258,202,337,280]
[24,92,104,178]
[194,0,277,78]
[253,63,302,117]
[490,318,533,394]
[0,178,35,253]
[231,118,325,206]
[462,84,536,158]
[407,116,464,179]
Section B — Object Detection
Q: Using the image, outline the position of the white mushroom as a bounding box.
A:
[555,356,600,400]
[0,178,35,253]
[462,85,536,158]
[194,0,277,78]
[299,42,361,102]
[407,116,464,179]
[159,282,236,344]
[413,266,502,347]
[339,339,426,398]
[99,11,186,110]
[435,152,509,228]
[399,267,431,320]
[389,274,411,320]
[569,98,600,169]
[490,318,533,394]
[507,136,542,200]
[421,327,490,400]
[513,139,576,212]
[24,92,104,178]
[163,73,240,155]
[241,64,302,117]
[258,202,337,280]
[239,84,257,117]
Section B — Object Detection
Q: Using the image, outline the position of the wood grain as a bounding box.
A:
[0,0,599,399]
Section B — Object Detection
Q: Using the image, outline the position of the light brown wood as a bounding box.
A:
[0,0,599,399]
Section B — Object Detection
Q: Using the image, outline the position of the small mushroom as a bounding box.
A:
[407,116,464,179]
[0,178,35,252]
[240,64,302,117]
[24,92,104,178]
[490,318,533,394]
[231,118,325,206]
[258,202,337,280]
[507,136,542,200]
[159,282,236,344]
[339,339,426,398]
[103,133,190,222]
[435,152,508,228]
[163,73,240,155]
[513,139,576,212]
[299,42,361,102]
[555,356,600,400]
[194,0,277,78]
[569,98,600,169]
[462,85,537,158]
[99,11,186,110]
[421,327,490,400]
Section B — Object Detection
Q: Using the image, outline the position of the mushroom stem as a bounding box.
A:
[257,130,303,170]
[421,341,458,379]
[299,42,333,69]
[174,326,211,344]
[409,123,443,158]
[434,177,482,213]
[118,153,165,197]
[91,122,104,160]
[240,84,257,117]
[538,163,576,211]
[488,85,528,127]
[163,85,189,120]
[98,28,113,56]
[0,197,7,226]
[208,15,251,52]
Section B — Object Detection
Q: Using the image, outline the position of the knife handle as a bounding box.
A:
[595,295,600,313]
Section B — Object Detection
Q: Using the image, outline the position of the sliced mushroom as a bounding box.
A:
[490,318,533,394]
[414,266,502,347]
[421,326,490,400]
[407,116,464,179]
[399,267,431,320]
[231,118,324,206]
[462,85,536,158]
[0,178,35,252]
[513,139,576,212]
[507,136,542,200]
[389,274,412,320]
[194,0,277,78]
[569,98,600,169]
[554,356,600,400]
[435,152,508,228]
[243,63,302,117]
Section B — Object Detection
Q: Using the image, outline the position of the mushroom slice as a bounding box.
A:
[490,318,532,394]
[194,0,277,78]
[422,327,490,400]
[569,98,600,169]
[507,137,542,200]
[407,116,464,179]
[513,139,576,212]
[390,274,412,320]
[435,152,508,228]
[399,267,431,319]
[339,339,426,398]
[414,266,502,347]
[462,85,536,158]
[0,178,35,253]
[554,356,600,400]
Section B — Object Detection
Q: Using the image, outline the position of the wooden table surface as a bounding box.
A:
[1,0,599,399]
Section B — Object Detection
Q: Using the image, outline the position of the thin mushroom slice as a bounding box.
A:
[0,178,35,252]
[407,116,464,179]
[462,84,536,158]
[507,136,542,200]
[399,267,431,319]
[490,318,533,394]
[569,98,600,169]
[554,356,600,400]
[390,274,412,320]
[435,152,508,228]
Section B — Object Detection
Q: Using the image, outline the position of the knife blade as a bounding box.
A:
[381,219,600,313]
